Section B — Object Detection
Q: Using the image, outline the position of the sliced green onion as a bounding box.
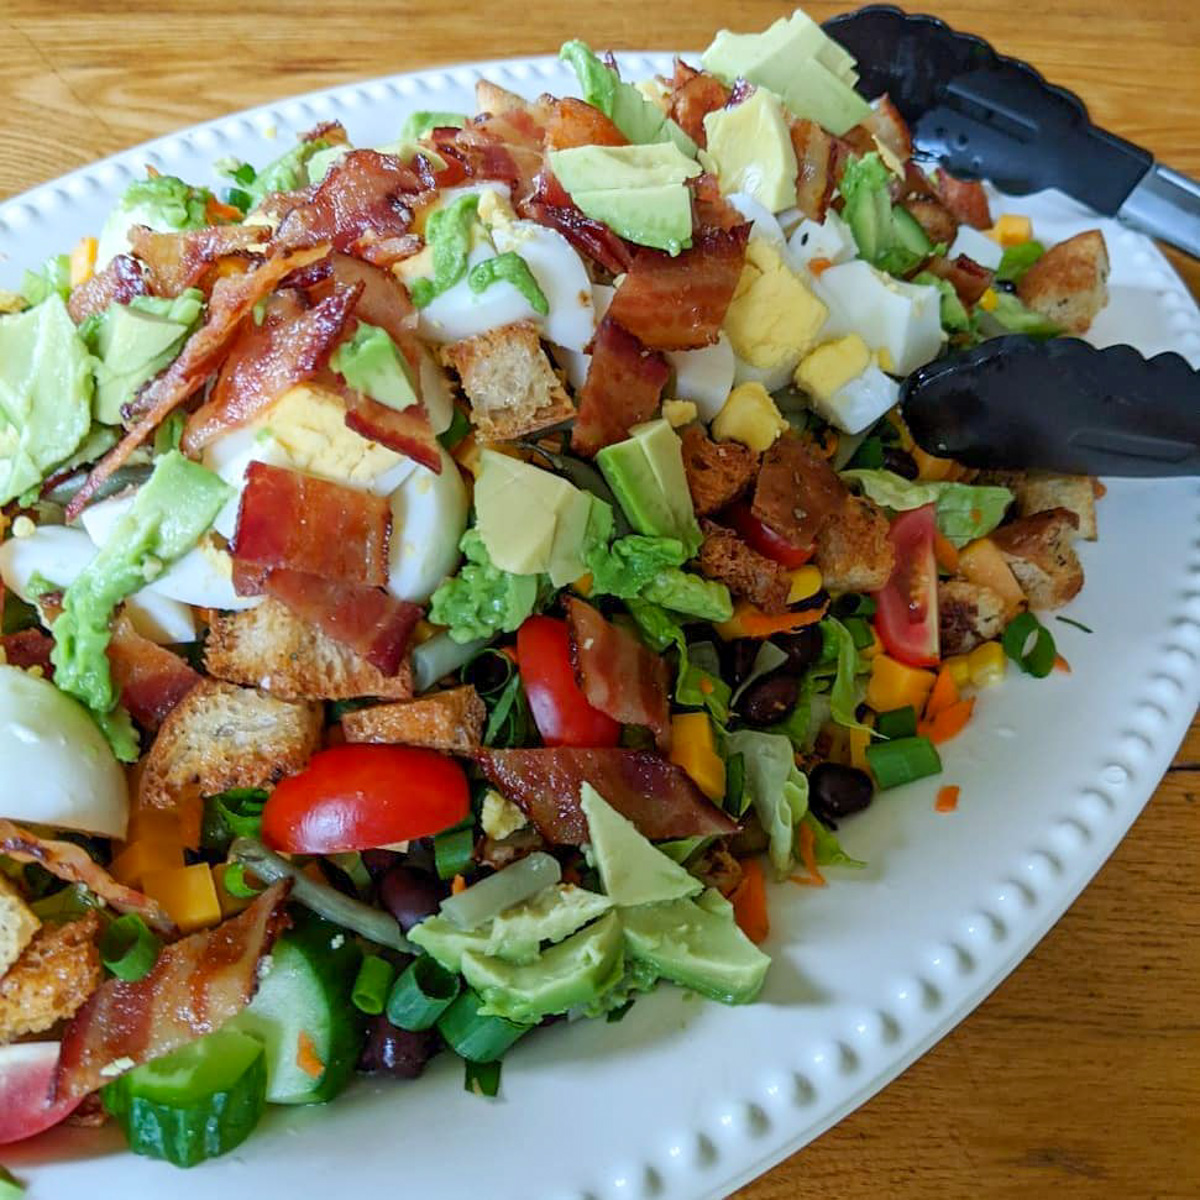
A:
[100,914,160,982]
[460,646,516,697]
[483,672,531,748]
[230,161,257,185]
[723,751,747,816]
[842,615,875,650]
[414,632,492,693]
[221,863,264,899]
[224,187,253,213]
[1055,615,1093,634]
[229,838,412,953]
[832,592,877,620]
[437,989,530,1062]
[865,735,943,790]
[846,436,885,470]
[0,1165,25,1198]
[437,852,561,931]
[352,955,397,1016]
[463,1058,502,1097]
[387,955,461,1030]
[433,823,476,881]
[1002,612,1057,678]
[874,706,918,740]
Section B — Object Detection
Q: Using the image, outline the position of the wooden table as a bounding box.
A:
[2,2,1197,1194]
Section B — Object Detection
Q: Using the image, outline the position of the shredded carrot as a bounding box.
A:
[933,530,960,573]
[451,873,468,894]
[935,785,960,813]
[730,858,770,944]
[923,665,960,721]
[1054,654,1072,674]
[206,195,244,224]
[296,1031,324,1078]
[699,676,714,696]
[789,821,827,887]
[808,256,833,277]
[919,696,976,744]
[728,600,829,639]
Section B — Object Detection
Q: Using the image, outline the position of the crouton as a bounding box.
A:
[990,508,1083,610]
[0,876,40,979]
[206,599,413,702]
[1011,473,1098,541]
[440,321,575,442]
[939,579,1007,655]
[814,496,896,594]
[0,911,101,1043]
[679,424,758,517]
[138,680,323,811]
[697,520,792,614]
[1017,230,1110,334]
[341,685,486,754]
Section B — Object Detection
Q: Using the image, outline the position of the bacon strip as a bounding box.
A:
[430,110,547,205]
[571,317,670,457]
[342,389,442,474]
[932,168,993,230]
[181,283,361,453]
[901,198,958,248]
[790,119,840,222]
[0,820,176,935]
[668,59,731,148]
[858,96,913,163]
[351,231,423,268]
[524,172,633,276]
[605,223,749,351]
[475,749,738,844]
[273,149,431,253]
[545,97,628,151]
[328,253,420,365]
[107,614,200,731]
[54,881,291,1103]
[565,598,670,749]
[66,254,148,324]
[231,461,391,588]
[128,224,270,297]
[1,628,53,673]
[263,571,421,675]
[751,433,848,549]
[64,244,331,523]
[924,253,995,306]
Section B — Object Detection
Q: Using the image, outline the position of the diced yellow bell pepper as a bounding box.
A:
[977,287,999,312]
[571,572,594,597]
[865,654,937,713]
[142,864,222,934]
[990,214,1033,246]
[959,538,1025,617]
[967,640,1007,688]
[944,654,971,690]
[848,725,872,773]
[110,839,185,889]
[787,565,823,605]
[669,712,725,802]
[213,863,255,918]
[123,807,183,845]
[69,236,98,288]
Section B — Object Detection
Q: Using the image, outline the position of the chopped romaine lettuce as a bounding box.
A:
[640,569,733,621]
[585,533,689,599]
[802,811,866,869]
[20,254,71,307]
[725,730,809,877]
[910,271,970,332]
[995,241,1045,284]
[816,616,872,733]
[983,291,1061,338]
[96,174,212,269]
[401,111,468,140]
[245,137,331,205]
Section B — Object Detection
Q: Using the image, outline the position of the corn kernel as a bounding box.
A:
[787,565,823,605]
[944,654,971,690]
[978,288,999,312]
[990,214,1033,246]
[967,641,1007,688]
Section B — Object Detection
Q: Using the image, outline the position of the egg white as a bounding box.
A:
[386,445,468,603]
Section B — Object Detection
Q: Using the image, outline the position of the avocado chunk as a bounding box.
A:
[461,909,625,1023]
[596,419,702,556]
[330,321,418,411]
[622,891,770,1005]
[703,88,799,213]
[0,294,93,505]
[409,883,615,972]
[572,184,695,257]
[581,782,702,907]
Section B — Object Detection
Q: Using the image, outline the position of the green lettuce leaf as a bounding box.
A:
[429,529,543,644]
[984,290,1061,338]
[20,254,71,307]
[818,617,872,733]
[725,730,809,877]
[640,569,732,621]
[625,600,730,723]
[802,811,866,869]
[995,240,1045,284]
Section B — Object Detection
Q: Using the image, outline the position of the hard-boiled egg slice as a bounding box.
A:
[0,665,129,837]
[549,284,617,390]
[732,354,802,395]
[419,348,455,435]
[949,223,1003,271]
[386,445,468,604]
[807,364,900,434]
[725,192,788,251]
[666,334,736,424]
[788,209,858,270]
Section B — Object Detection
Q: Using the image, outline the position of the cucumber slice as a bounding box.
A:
[101,1029,266,1168]
[231,909,365,1105]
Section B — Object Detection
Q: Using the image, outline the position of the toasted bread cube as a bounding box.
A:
[1012,473,1098,541]
[697,520,792,614]
[0,876,40,979]
[679,424,758,517]
[341,685,486,754]
[990,508,1083,610]
[1017,230,1109,334]
[813,495,895,594]
[939,579,1007,656]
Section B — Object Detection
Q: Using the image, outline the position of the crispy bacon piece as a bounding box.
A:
[66,254,148,324]
[128,224,271,297]
[900,159,937,201]
[571,316,670,457]
[901,198,958,249]
[0,820,175,935]
[545,97,628,151]
[605,223,749,351]
[1,628,53,673]
[924,253,995,306]
[262,571,421,676]
[524,172,633,276]
[475,749,738,844]
[64,244,331,523]
[932,168,992,230]
[54,881,291,1103]
[273,150,431,253]
[351,230,423,267]
[107,614,200,731]
[430,109,547,205]
[328,253,420,363]
[342,388,442,473]
[231,461,391,587]
[302,119,349,145]
[181,284,361,452]
[565,598,670,749]
[859,95,913,163]
[668,59,731,148]
[688,173,746,232]
[751,433,848,549]
[790,119,840,222]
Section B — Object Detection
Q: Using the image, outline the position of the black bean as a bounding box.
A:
[808,762,874,823]
[721,638,761,688]
[377,865,443,933]
[357,1015,440,1078]
[361,848,401,879]
[881,447,919,480]
[740,672,800,726]
[773,625,824,672]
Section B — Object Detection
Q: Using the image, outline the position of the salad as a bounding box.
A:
[0,6,1109,1175]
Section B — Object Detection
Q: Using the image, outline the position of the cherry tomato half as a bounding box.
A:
[516,615,621,748]
[874,504,940,667]
[0,1042,83,1146]
[726,503,814,569]
[261,745,470,854]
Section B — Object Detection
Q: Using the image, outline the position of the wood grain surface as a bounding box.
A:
[2,2,1197,1195]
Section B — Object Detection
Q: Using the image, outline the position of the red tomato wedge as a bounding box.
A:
[874,504,940,667]
[0,1042,83,1145]
[261,745,470,854]
[726,502,814,568]
[517,616,621,748]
